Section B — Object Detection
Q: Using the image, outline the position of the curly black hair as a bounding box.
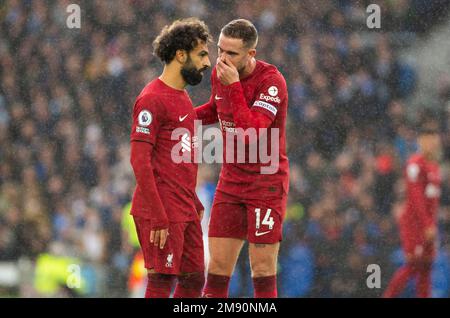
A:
[153,18,212,64]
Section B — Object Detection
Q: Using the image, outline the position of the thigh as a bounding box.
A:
[249,242,280,276]
[245,196,286,244]
[422,239,436,262]
[133,216,187,275]
[209,191,247,240]
[208,237,245,276]
[400,223,424,258]
[180,219,205,274]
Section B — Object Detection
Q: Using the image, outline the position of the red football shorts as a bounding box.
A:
[133,217,205,275]
[399,222,436,260]
[208,190,287,244]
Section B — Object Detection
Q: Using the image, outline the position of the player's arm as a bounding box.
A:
[217,57,285,133]
[406,162,435,240]
[195,71,219,125]
[130,96,169,248]
[195,95,219,125]
[217,57,273,131]
[224,81,273,131]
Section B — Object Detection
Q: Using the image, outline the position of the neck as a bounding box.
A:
[159,64,186,90]
[239,57,256,80]
[423,152,435,161]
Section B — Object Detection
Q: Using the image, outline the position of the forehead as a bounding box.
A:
[218,34,245,51]
[192,40,209,53]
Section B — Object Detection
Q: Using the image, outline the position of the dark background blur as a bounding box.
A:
[0,0,449,297]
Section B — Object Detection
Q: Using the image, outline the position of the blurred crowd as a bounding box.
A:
[0,0,449,297]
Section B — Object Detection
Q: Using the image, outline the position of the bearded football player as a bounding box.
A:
[129,18,211,298]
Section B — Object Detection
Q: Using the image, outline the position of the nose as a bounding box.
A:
[205,57,211,69]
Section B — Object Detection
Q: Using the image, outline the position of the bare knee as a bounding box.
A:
[250,260,275,277]
[208,238,244,277]
[249,243,279,277]
[208,256,234,276]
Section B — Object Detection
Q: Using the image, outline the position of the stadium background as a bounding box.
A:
[0,0,449,297]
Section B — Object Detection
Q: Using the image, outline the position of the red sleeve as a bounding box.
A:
[223,82,273,131]
[130,94,163,145]
[406,161,434,229]
[222,72,286,131]
[195,71,219,125]
[195,99,218,125]
[130,141,169,230]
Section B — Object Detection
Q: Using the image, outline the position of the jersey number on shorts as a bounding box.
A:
[255,208,274,230]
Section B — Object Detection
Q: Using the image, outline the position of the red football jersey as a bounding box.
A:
[401,153,441,229]
[199,60,289,199]
[130,78,201,223]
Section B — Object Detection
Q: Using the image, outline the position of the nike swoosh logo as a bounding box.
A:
[215,95,223,100]
[255,231,271,237]
[179,114,188,122]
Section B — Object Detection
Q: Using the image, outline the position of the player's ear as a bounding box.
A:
[175,49,188,64]
[248,48,256,58]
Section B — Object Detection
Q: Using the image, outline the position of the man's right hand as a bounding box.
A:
[150,228,169,249]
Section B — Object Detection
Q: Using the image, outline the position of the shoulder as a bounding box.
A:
[136,92,160,105]
[256,60,287,89]
[407,153,425,167]
[405,154,425,181]
[252,61,287,107]
[210,66,218,85]
[258,61,286,80]
[133,84,167,118]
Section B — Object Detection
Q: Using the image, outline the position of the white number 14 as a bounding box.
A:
[255,208,274,230]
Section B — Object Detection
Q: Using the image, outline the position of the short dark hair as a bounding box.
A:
[418,109,440,135]
[153,18,212,64]
[221,19,258,48]
[418,119,440,135]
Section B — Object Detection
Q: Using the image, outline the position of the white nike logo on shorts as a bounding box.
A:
[255,230,271,237]
[179,114,188,122]
[215,95,223,100]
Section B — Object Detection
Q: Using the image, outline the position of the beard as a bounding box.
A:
[181,57,205,86]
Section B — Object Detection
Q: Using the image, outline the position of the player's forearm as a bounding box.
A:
[224,82,272,131]
[223,82,273,146]
[195,101,218,125]
[130,141,169,229]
